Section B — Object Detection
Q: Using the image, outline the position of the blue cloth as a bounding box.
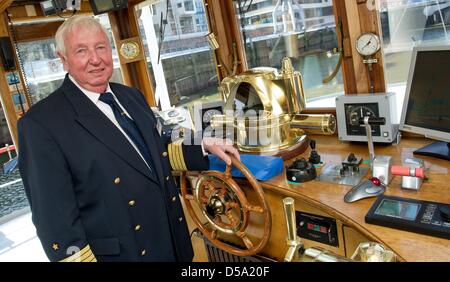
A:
[208,154,283,181]
[99,92,156,178]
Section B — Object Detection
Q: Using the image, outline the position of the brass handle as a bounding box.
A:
[283,197,297,242]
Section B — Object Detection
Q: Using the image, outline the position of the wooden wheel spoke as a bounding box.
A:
[220,186,228,197]
[213,216,223,225]
[247,204,264,213]
[226,201,240,210]
[211,229,218,239]
[225,211,238,226]
[236,232,254,250]
[225,165,232,177]
[200,196,209,204]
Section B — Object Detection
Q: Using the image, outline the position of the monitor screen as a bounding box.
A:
[399,46,450,160]
[374,199,421,221]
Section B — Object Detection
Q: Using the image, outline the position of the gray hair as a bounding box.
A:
[55,16,110,56]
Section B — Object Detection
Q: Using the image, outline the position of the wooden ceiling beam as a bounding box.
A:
[0,0,13,14]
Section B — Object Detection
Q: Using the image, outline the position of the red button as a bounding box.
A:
[370,177,381,186]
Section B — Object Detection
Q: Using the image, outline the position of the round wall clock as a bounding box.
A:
[119,41,141,60]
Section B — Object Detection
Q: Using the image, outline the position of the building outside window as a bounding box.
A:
[136,0,219,111]
[379,0,450,113]
[235,0,344,108]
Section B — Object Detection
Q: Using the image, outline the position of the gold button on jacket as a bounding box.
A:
[114,177,121,184]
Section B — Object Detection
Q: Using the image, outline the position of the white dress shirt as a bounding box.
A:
[69,75,152,169]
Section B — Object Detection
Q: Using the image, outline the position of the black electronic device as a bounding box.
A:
[365,195,450,240]
[400,46,450,161]
[336,93,399,143]
[286,158,317,183]
[40,0,67,16]
[308,140,321,165]
[296,211,338,247]
[340,153,363,176]
[89,0,128,15]
[0,37,16,71]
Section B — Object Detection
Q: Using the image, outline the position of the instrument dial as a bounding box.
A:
[356,33,381,56]
[203,109,222,125]
[344,103,381,136]
[348,106,377,126]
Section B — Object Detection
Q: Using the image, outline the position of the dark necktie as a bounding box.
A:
[99,92,155,177]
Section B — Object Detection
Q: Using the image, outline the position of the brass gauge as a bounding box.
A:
[356,33,381,56]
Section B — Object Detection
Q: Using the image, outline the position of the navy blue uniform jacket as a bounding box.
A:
[18,76,209,262]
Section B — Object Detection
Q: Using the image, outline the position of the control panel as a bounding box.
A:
[336,93,399,143]
[365,195,450,239]
[296,211,338,247]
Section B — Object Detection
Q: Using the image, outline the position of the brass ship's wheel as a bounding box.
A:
[181,155,271,257]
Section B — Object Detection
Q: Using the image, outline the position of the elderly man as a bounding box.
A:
[18,16,239,262]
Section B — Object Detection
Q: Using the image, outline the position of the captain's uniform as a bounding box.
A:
[18,75,208,262]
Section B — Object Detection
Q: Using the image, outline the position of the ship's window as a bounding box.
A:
[135,0,219,111]
[234,0,344,108]
[15,14,123,104]
[379,0,450,112]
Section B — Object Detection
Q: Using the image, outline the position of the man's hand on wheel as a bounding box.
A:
[202,137,240,166]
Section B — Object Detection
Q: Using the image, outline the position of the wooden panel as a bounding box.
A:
[0,12,19,149]
[260,135,450,261]
[333,0,386,94]
[204,0,246,81]
[14,21,63,43]
[332,0,358,94]
[8,2,92,23]
[0,0,13,14]
[346,1,368,93]
[357,0,386,93]
[108,7,156,107]
[180,135,450,261]
[342,225,370,257]
[127,6,156,106]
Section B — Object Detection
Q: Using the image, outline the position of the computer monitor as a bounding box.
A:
[399,45,450,161]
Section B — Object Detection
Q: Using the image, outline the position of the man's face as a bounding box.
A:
[59,26,113,93]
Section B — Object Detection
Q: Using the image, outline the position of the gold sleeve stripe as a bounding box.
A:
[81,253,96,262]
[176,140,188,171]
[173,141,183,171]
[168,143,176,170]
[60,245,96,262]
[169,143,181,171]
[175,139,187,171]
